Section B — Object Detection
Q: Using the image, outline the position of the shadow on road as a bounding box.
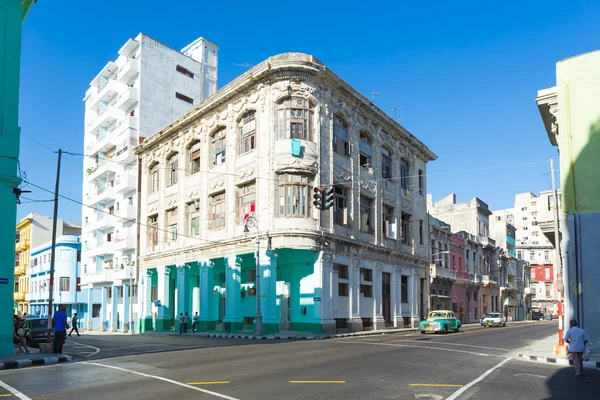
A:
[544,365,600,399]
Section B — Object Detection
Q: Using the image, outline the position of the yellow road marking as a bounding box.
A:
[410,384,463,387]
[289,380,346,384]
[0,394,12,397]
[187,381,229,385]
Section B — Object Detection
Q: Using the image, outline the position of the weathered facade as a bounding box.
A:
[134,53,436,334]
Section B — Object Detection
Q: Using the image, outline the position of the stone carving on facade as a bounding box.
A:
[185,188,201,202]
[165,194,178,207]
[237,165,256,183]
[321,252,334,264]
[383,189,396,204]
[209,177,226,191]
[351,257,360,269]
[360,180,375,195]
[374,262,383,272]
[334,168,352,184]
[273,158,318,174]
[148,201,159,214]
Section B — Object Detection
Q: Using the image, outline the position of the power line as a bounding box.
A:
[21,132,83,168]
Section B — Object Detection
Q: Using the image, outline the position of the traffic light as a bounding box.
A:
[323,186,335,210]
[313,187,323,210]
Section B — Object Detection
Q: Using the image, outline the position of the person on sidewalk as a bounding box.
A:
[178,313,185,334]
[184,312,190,334]
[69,313,81,337]
[564,319,589,376]
[52,306,69,355]
[192,312,199,332]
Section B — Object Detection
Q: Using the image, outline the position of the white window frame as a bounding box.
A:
[278,174,311,218]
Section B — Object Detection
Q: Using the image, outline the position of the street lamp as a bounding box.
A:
[244,215,262,336]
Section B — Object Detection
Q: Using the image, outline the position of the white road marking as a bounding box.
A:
[0,378,31,400]
[82,362,241,400]
[445,358,511,400]
[339,341,506,358]
[68,342,100,358]
[389,340,509,352]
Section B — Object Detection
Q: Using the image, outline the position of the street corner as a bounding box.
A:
[0,354,71,371]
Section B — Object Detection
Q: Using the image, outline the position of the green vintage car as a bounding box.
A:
[418,310,461,334]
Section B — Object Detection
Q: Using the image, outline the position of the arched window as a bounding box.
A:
[166,152,178,187]
[333,116,349,156]
[359,132,372,168]
[277,97,314,140]
[187,140,201,176]
[211,128,226,166]
[239,111,256,155]
[148,162,159,194]
[400,158,410,192]
[382,147,392,179]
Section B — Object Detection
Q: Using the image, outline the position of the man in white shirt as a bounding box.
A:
[564,319,589,376]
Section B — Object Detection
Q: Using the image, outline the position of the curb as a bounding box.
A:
[516,353,600,369]
[0,355,71,370]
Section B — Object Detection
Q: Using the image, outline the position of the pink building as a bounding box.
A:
[450,235,480,323]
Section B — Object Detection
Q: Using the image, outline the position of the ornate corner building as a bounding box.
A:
[134,53,437,334]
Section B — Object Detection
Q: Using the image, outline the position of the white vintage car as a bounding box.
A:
[481,312,507,327]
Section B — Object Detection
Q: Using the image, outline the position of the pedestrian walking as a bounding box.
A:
[564,319,589,376]
[184,312,190,333]
[69,313,81,337]
[192,312,199,332]
[52,305,69,355]
[178,313,185,334]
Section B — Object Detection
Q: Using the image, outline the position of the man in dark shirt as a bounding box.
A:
[52,306,69,354]
[69,313,81,337]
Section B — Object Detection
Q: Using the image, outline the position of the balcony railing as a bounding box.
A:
[430,264,456,280]
[482,275,498,285]
[456,271,471,280]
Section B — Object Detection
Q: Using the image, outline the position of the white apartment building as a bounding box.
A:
[27,236,86,322]
[134,53,436,335]
[513,191,561,314]
[81,33,218,332]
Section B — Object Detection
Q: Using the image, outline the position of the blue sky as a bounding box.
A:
[16,0,600,223]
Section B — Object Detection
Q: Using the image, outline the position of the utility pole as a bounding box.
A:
[550,158,566,353]
[47,149,62,343]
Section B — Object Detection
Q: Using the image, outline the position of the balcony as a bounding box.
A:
[482,275,498,286]
[89,79,120,111]
[85,215,113,232]
[113,143,137,164]
[471,273,482,284]
[115,86,139,111]
[87,186,115,206]
[14,265,26,276]
[114,235,135,251]
[87,128,117,157]
[87,161,117,181]
[524,287,534,295]
[504,297,516,307]
[506,281,518,290]
[14,292,25,302]
[85,241,116,258]
[116,204,136,221]
[87,107,119,135]
[430,264,456,280]
[114,173,137,194]
[480,237,496,248]
[82,270,114,285]
[112,265,136,282]
[117,57,140,83]
[456,271,471,281]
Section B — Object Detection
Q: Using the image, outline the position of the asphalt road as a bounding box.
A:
[0,321,598,400]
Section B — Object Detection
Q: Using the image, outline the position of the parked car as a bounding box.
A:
[17,318,53,348]
[481,312,507,327]
[419,310,461,334]
[532,311,544,320]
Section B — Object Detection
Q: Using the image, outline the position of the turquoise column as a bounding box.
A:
[198,260,216,330]
[100,286,108,331]
[0,0,34,357]
[175,264,190,332]
[223,256,243,331]
[123,284,130,333]
[156,266,173,331]
[111,286,118,332]
[259,250,279,334]
[140,269,154,333]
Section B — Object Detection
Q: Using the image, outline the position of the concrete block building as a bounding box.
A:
[80,33,218,332]
[134,53,436,334]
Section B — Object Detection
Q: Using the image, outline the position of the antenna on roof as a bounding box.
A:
[232,63,253,70]
[389,106,401,120]
[371,91,380,102]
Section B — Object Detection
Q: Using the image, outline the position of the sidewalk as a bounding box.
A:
[142,319,540,341]
[514,333,600,370]
[0,348,71,371]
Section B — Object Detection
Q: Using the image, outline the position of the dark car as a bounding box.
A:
[532,311,544,320]
[17,318,53,347]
